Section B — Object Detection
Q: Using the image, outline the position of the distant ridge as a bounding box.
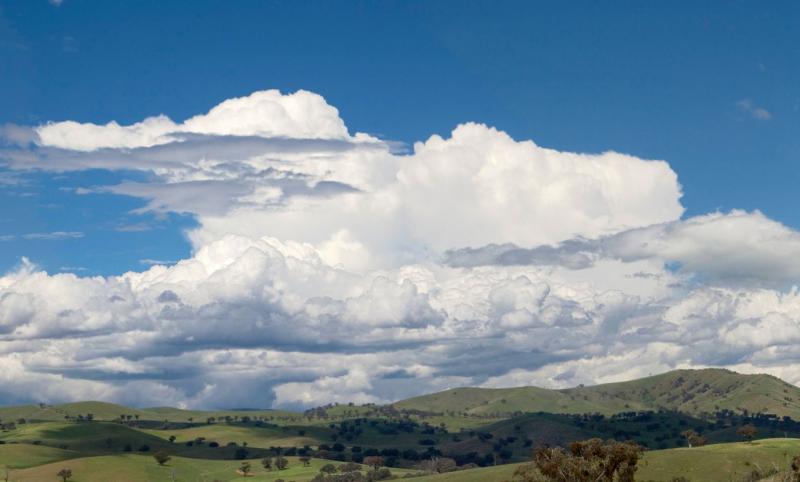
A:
[2,369,799,421]
[393,368,800,419]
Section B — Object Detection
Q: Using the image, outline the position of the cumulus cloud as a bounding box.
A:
[35,90,356,151]
[1,229,798,408]
[0,89,799,408]
[3,89,684,270]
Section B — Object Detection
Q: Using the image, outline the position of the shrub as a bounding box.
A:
[515,438,641,482]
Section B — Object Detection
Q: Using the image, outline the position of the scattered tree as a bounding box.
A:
[680,429,707,448]
[738,424,758,443]
[261,456,272,470]
[422,456,457,474]
[338,462,360,473]
[57,468,73,482]
[153,451,171,466]
[363,456,383,470]
[320,463,336,474]
[238,461,251,476]
[275,455,289,470]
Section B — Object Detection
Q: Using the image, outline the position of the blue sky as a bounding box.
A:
[0,0,797,275]
[3,1,800,409]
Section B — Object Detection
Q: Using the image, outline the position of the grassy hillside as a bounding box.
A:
[407,438,800,482]
[637,438,800,482]
[395,369,800,419]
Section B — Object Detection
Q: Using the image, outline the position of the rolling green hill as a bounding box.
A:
[0,444,77,469]
[394,369,800,419]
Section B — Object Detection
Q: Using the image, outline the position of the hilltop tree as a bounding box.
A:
[153,451,171,466]
[737,424,757,443]
[514,439,641,482]
[57,468,73,482]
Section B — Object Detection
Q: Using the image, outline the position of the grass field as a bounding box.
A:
[3,435,800,481]
[3,454,418,482]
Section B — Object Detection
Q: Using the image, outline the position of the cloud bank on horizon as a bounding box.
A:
[1,89,799,409]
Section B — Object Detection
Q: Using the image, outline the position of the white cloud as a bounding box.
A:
[7,89,685,271]
[606,210,800,285]
[0,229,799,408]
[35,90,357,151]
[1,89,800,408]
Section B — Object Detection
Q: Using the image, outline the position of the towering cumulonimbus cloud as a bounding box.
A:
[1,89,799,409]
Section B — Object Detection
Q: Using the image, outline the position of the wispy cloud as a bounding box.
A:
[59,266,87,272]
[139,258,176,266]
[21,231,84,240]
[737,98,772,120]
[115,223,152,232]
